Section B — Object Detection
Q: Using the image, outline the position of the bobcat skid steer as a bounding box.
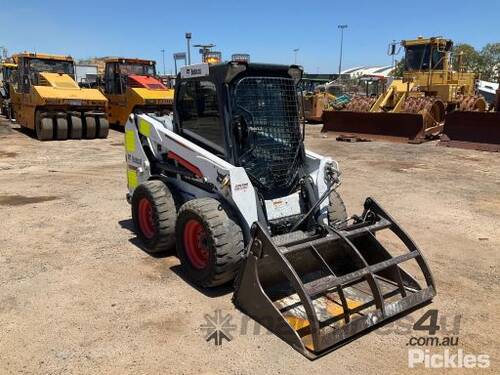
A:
[124,61,436,359]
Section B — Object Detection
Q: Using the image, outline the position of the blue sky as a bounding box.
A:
[1,0,498,73]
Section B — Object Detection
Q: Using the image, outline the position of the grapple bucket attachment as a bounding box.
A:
[322,111,443,143]
[233,198,436,359]
[440,111,500,152]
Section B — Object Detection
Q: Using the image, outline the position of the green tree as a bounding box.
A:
[389,59,404,77]
[479,43,500,82]
[452,43,482,72]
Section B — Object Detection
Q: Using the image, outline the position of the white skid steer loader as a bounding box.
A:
[124,61,436,359]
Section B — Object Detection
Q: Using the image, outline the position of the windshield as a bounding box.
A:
[2,67,15,81]
[299,79,328,93]
[28,58,75,75]
[231,76,302,198]
[405,45,445,71]
[119,63,156,76]
[326,84,344,96]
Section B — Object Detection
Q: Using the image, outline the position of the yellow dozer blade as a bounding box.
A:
[322,95,445,143]
[440,110,500,152]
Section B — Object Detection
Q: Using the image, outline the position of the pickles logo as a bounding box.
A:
[200,309,237,346]
[403,310,490,369]
[408,349,490,369]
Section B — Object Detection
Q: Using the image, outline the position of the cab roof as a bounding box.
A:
[12,52,74,62]
[180,61,303,84]
[105,57,156,65]
[402,36,452,47]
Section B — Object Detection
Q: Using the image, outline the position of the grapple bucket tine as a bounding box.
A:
[233,223,322,355]
[309,244,351,323]
[328,226,387,315]
[233,198,436,359]
[364,197,436,291]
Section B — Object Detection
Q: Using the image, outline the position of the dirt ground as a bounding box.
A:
[0,117,498,374]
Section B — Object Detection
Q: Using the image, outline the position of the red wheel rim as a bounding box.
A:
[183,219,209,269]
[138,198,155,239]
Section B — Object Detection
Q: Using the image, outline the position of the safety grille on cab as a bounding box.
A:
[233,77,302,198]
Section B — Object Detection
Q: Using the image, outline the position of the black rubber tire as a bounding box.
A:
[176,198,244,288]
[70,115,83,139]
[36,112,53,141]
[84,115,97,139]
[55,116,68,140]
[97,116,109,138]
[131,180,176,253]
[328,190,348,226]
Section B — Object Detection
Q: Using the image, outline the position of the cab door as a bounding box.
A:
[104,62,127,125]
[13,57,33,127]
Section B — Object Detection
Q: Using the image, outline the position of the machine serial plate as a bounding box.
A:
[264,192,301,221]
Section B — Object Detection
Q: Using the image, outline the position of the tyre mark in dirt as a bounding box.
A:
[0,151,17,158]
[0,194,59,206]
[140,314,191,335]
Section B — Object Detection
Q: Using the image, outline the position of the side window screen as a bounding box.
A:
[105,63,114,93]
[177,80,224,154]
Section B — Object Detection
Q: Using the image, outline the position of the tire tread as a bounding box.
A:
[131,180,176,253]
[177,198,244,287]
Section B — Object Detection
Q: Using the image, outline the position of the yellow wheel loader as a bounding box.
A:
[102,58,174,127]
[10,53,109,140]
[301,80,346,122]
[300,78,331,122]
[323,37,490,143]
[0,62,17,120]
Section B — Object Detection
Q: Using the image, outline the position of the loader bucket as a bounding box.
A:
[322,111,443,143]
[440,111,500,152]
[233,198,436,359]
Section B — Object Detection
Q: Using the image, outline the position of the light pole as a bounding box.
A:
[185,32,192,65]
[338,24,348,78]
[293,48,299,64]
[160,49,166,75]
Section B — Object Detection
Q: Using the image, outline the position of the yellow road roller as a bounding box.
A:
[102,57,174,127]
[10,52,108,140]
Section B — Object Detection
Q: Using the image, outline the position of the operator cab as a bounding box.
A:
[1,63,17,98]
[298,78,329,94]
[403,37,453,72]
[104,58,164,95]
[174,61,305,200]
[13,53,75,93]
[1,63,17,84]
